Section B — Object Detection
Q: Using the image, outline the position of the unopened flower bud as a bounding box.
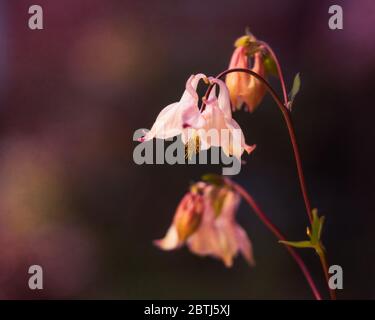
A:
[226,34,267,112]
[174,193,204,241]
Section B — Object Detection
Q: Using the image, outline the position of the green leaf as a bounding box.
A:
[290,73,301,99]
[213,195,225,218]
[201,174,224,186]
[318,216,325,240]
[208,187,226,218]
[279,240,314,249]
[288,73,301,109]
[280,209,327,254]
[310,209,319,243]
[309,209,325,244]
[263,54,278,77]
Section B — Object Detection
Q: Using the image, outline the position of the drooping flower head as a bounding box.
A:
[225,34,267,112]
[139,74,255,159]
[155,181,255,267]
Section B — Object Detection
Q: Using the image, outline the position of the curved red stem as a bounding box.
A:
[228,180,322,300]
[258,41,289,106]
[202,67,313,223]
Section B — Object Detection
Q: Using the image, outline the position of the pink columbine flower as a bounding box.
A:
[140,74,255,159]
[225,35,266,112]
[184,77,256,158]
[155,182,255,267]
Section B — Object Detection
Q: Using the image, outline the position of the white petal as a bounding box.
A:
[143,74,207,142]
[180,73,207,104]
[226,118,256,158]
[154,225,181,250]
[143,102,189,140]
[184,99,228,151]
[218,190,241,220]
[235,225,255,266]
[209,78,233,119]
[181,104,206,129]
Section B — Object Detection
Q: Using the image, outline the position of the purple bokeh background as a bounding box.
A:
[0,0,374,299]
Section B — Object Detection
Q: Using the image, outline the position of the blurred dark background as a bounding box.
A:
[0,0,374,299]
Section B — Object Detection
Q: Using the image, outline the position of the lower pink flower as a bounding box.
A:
[155,182,255,267]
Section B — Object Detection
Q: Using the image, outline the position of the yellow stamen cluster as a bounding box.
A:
[185,134,201,160]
